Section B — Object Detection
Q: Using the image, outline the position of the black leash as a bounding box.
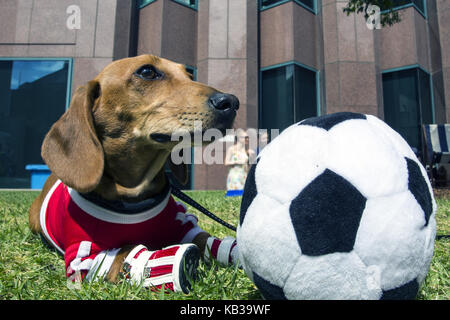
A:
[171,185,450,240]
[171,185,237,232]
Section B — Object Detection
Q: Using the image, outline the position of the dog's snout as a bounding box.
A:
[208,93,239,111]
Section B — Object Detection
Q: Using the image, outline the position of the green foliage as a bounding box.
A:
[0,189,448,300]
[0,190,258,300]
[343,0,402,27]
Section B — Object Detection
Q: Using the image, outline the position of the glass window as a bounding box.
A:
[172,0,197,10]
[294,65,317,121]
[261,0,287,8]
[261,65,295,132]
[185,65,196,80]
[0,59,71,188]
[382,67,433,156]
[297,0,314,10]
[139,1,198,11]
[261,63,318,133]
[382,0,425,16]
[138,0,157,9]
[418,68,433,125]
[260,0,315,12]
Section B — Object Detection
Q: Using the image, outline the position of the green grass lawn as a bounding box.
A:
[0,189,448,300]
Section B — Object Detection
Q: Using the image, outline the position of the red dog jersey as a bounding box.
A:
[40,180,203,280]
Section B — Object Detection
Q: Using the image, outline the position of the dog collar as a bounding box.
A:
[74,182,171,216]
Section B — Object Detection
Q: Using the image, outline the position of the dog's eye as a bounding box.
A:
[135,65,163,80]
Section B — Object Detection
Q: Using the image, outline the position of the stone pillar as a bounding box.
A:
[436,0,450,122]
[193,0,258,190]
[322,0,379,117]
[137,0,197,67]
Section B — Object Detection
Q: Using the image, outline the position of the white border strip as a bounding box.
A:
[40,179,65,255]
[67,187,171,224]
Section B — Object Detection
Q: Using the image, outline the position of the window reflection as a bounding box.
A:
[261,63,318,135]
[260,0,315,11]
[0,60,70,188]
[382,67,433,155]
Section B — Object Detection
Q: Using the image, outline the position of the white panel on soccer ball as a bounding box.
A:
[237,193,300,287]
[366,115,417,160]
[256,125,329,204]
[366,118,437,213]
[327,120,409,198]
[365,115,436,200]
[354,191,430,291]
[283,251,382,300]
[416,217,436,284]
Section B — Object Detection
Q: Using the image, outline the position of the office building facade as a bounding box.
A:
[0,0,449,189]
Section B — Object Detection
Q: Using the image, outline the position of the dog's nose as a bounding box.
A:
[208,93,239,111]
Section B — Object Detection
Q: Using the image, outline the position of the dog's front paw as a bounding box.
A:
[122,244,200,293]
[204,236,241,268]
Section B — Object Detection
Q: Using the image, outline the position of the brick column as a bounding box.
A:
[194,0,258,190]
[436,0,450,122]
[322,0,380,117]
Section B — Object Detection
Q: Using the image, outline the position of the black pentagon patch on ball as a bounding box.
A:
[240,162,258,226]
[253,271,287,300]
[380,279,419,300]
[299,112,367,131]
[289,169,367,256]
[405,157,433,226]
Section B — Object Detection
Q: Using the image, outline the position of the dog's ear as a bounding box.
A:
[167,158,189,187]
[42,80,104,193]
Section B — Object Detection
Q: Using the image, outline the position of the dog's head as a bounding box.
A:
[42,55,238,199]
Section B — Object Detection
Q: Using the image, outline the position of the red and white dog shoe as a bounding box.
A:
[204,236,240,268]
[123,243,200,293]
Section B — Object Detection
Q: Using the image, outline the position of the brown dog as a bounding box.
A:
[28,55,240,292]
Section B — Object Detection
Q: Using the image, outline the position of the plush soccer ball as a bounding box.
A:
[237,112,436,300]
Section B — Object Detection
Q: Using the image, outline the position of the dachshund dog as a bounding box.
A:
[28,55,240,293]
